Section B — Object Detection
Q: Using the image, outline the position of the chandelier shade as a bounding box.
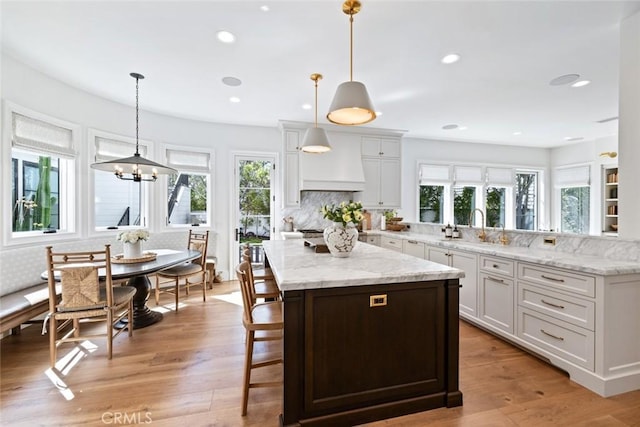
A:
[327,0,376,126]
[90,73,176,182]
[301,73,332,153]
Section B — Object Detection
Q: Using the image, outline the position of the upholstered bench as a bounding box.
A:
[0,283,59,335]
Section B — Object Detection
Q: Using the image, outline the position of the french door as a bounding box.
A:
[231,153,276,270]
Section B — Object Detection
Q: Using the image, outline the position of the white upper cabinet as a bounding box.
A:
[360,136,402,209]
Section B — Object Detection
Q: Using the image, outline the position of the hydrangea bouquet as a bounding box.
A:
[321,201,364,227]
[116,229,150,243]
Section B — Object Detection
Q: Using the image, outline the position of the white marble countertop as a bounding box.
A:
[362,230,640,276]
[262,240,465,291]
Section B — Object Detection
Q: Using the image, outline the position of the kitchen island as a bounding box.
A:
[262,239,465,426]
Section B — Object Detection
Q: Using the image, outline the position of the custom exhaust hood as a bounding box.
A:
[299,132,365,192]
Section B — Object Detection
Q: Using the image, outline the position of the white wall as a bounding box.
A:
[1,55,281,283]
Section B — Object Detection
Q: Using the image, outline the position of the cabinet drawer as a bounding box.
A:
[479,255,514,277]
[518,263,595,297]
[518,283,594,331]
[518,307,594,370]
[380,236,402,252]
[402,239,425,259]
[364,235,380,246]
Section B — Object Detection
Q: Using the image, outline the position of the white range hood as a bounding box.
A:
[299,132,365,192]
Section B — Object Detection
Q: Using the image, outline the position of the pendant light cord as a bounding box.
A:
[135,75,140,155]
[314,78,319,127]
[349,13,354,82]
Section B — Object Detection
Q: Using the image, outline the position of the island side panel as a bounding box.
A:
[446,278,463,407]
[281,280,462,426]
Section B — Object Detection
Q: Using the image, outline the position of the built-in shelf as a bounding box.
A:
[602,165,618,236]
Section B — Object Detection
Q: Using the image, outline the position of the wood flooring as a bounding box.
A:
[1,281,639,426]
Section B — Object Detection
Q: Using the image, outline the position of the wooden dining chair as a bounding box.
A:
[45,245,136,368]
[241,244,280,302]
[235,261,283,416]
[155,230,209,311]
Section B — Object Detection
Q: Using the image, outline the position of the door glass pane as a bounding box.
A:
[561,186,590,234]
[167,173,208,225]
[516,172,537,230]
[237,159,272,263]
[419,185,444,223]
[12,151,60,232]
[454,186,476,226]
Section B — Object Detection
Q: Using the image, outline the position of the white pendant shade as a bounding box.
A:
[327,81,376,125]
[301,127,332,153]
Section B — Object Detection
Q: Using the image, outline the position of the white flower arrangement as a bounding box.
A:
[321,201,364,227]
[117,229,150,243]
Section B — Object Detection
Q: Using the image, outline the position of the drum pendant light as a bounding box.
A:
[301,73,331,153]
[327,0,376,126]
[91,73,177,182]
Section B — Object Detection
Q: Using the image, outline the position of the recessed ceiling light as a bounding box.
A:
[571,80,591,88]
[229,96,240,103]
[260,5,270,12]
[442,124,459,130]
[217,30,236,43]
[302,103,312,110]
[549,74,579,86]
[441,53,461,64]
[513,131,522,136]
[222,76,242,87]
[458,126,468,131]
[564,136,584,142]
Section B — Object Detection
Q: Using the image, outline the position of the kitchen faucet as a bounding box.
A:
[468,208,487,242]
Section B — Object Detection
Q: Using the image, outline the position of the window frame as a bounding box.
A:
[160,143,215,231]
[87,128,153,236]
[416,161,544,231]
[2,102,80,246]
[553,163,593,235]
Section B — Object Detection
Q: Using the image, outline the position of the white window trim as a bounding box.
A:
[2,101,80,247]
[87,128,154,236]
[160,143,215,231]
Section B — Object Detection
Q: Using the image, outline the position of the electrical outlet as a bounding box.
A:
[543,236,556,245]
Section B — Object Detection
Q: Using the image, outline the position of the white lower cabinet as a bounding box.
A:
[358,234,380,246]
[380,235,402,252]
[402,239,425,258]
[479,272,514,334]
[427,246,478,317]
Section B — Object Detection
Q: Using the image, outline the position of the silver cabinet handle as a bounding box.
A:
[541,274,565,283]
[493,264,500,268]
[540,329,564,341]
[407,240,418,244]
[487,276,505,284]
[541,299,565,309]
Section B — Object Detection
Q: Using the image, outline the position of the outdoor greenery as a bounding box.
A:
[515,173,536,230]
[453,186,475,226]
[485,187,505,227]
[419,185,443,223]
[13,156,57,232]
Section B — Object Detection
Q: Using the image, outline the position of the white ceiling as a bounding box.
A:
[2,0,639,148]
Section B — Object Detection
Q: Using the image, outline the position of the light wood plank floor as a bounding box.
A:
[1,281,639,426]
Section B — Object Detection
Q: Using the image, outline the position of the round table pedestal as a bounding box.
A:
[114,275,163,329]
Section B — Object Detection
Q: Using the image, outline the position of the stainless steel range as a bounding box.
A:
[297,229,324,238]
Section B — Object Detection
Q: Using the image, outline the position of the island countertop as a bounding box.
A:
[262,239,465,291]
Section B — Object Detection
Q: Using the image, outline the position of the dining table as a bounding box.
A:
[43,248,201,329]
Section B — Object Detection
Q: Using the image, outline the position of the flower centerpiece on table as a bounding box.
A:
[116,229,150,243]
[320,201,363,258]
[117,229,149,259]
[321,201,364,227]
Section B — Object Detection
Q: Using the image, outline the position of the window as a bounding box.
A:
[485,187,505,227]
[556,164,591,234]
[561,187,590,234]
[92,132,149,229]
[165,148,212,227]
[419,185,444,223]
[453,186,478,225]
[515,171,538,230]
[9,110,76,236]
